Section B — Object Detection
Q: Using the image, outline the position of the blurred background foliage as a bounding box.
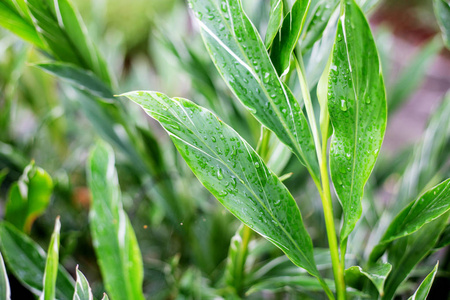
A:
[0,0,449,299]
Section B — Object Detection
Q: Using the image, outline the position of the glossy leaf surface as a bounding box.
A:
[124,91,322,279]
[270,0,310,76]
[40,218,60,300]
[345,262,391,296]
[382,212,449,299]
[188,0,320,181]
[371,179,450,261]
[0,222,74,300]
[264,0,283,49]
[326,0,387,242]
[5,162,53,233]
[0,252,10,300]
[407,262,438,300]
[73,267,93,300]
[434,0,450,49]
[36,63,114,101]
[87,142,144,300]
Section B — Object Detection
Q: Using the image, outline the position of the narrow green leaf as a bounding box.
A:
[345,262,391,296]
[35,62,114,101]
[5,161,53,233]
[433,0,450,49]
[73,266,93,300]
[123,91,323,282]
[407,262,439,300]
[0,252,11,300]
[0,169,8,188]
[301,0,339,52]
[101,293,109,300]
[270,0,311,76]
[188,0,320,182]
[0,1,45,48]
[435,223,450,249]
[382,212,449,299]
[326,0,387,243]
[0,222,74,300]
[87,141,144,300]
[40,217,61,300]
[370,179,450,262]
[264,0,283,49]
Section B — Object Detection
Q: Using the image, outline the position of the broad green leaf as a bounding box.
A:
[0,222,74,300]
[382,212,449,299]
[35,63,114,101]
[270,0,310,77]
[0,1,45,48]
[301,0,339,52]
[325,0,387,243]
[123,91,326,286]
[407,262,438,300]
[73,267,93,300]
[87,141,144,300]
[388,38,442,114]
[345,262,391,296]
[188,0,320,182]
[264,0,283,49]
[224,224,251,297]
[0,252,11,300]
[5,161,53,233]
[434,0,450,49]
[40,217,61,300]
[370,179,450,262]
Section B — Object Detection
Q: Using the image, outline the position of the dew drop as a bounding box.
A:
[211,136,216,142]
[340,99,348,111]
[274,199,281,206]
[254,161,260,169]
[263,72,270,83]
[365,97,371,104]
[217,168,224,180]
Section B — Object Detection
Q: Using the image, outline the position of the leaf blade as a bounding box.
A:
[40,217,61,300]
[73,267,93,300]
[407,262,439,300]
[0,252,11,300]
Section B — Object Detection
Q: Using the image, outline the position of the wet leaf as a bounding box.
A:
[370,179,450,262]
[270,0,310,76]
[433,0,450,49]
[40,217,61,300]
[4,162,53,233]
[325,0,387,243]
[407,262,438,300]
[124,91,326,284]
[188,0,320,182]
[0,222,74,300]
[87,141,145,300]
[0,252,10,300]
[73,267,93,300]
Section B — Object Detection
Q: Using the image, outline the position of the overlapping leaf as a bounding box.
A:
[345,262,391,296]
[325,0,387,243]
[40,218,60,300]
[0,222,74,300]
[188,0,320,182]
[370,179,450,261]
[87,142,144,300]
[264,0,283,49]
[124,91,325,284]
[407,262,438,300]
[270,0,310,77]
[0,252,10,300]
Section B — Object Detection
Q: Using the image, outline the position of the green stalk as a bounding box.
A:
[295,54,346,299]
[234,225,252,295]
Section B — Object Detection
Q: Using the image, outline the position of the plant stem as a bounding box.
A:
[234,225,252,296]
[295,53,346,299]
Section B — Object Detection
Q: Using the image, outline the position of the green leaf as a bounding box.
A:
[0,169,8,188]
[435,223,450,249]
[123,91,326,285]
[0,0,45,48]
[41,217,61,300]
[345,262,391,296]
[382,212,449,299]
[407,262,439,300]
[370,179,450,262]
[325,0,387,243]
[264,0,283,49]
[73,266,93,300]
[301,0,339,52]
[35,62,114,101]
[101,294,109,300]
[0,222,74,300]
[188,0,320,183]
[246,275,332,296]
[4,161,53,233]
[270,0,310,76]
[0,252,11,300]
[87,141,145,300]
[433,0,450,49]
